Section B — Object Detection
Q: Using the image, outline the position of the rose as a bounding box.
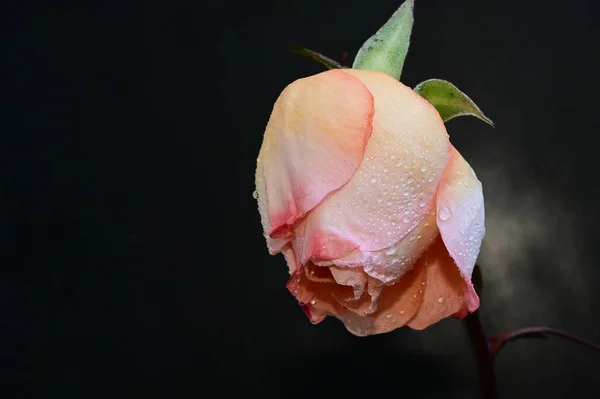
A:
[254,68,485,336]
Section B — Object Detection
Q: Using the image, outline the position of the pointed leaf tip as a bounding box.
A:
[352,0,415,80]
[413,79,494,127]
[289,45,345,70]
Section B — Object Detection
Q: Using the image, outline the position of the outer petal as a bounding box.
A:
[435,146,485,284]
[255,69,374,253]
[297,69,450,271]
[407,236,480,330]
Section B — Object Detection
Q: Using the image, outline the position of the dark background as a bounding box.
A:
[2,0,600,397]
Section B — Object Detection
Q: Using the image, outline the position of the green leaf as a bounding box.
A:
[413,79,494,127]
[289,45,346,70]
[352,0,414,81]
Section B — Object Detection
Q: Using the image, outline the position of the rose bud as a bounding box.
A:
[255,68,485,336]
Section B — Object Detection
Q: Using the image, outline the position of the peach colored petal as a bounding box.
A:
[297,69,450,266]
[294,264,375,317]
[304,263,336,284]
[336,262,427,336]
[435,145,485,283]
[327,209,439,284]
[286,260,428,336]
[407,236,480,330]
[255,157,290,255]
[286,265,351,324]
[255,69,374,253]
[287,235,480,335]
[329,267,366,299]
[298,216,359,265]
[329,273,383,316]
[281,244,298,274]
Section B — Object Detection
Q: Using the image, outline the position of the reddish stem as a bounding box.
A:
[463,310,497,398]
[464,312,600,398]
[490,326,600,358]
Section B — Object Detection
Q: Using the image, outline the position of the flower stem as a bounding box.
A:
[463,312,600,398]
[463,310,497,398]
[490,326,600,358]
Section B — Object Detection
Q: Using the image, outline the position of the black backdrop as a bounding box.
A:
[3,0,600,397]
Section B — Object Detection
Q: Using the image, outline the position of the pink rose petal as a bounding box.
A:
[435,146,485,285]
[255,69,374,254]
[327,210,439,284]
[297,70,450,273]
[407,236,480,330]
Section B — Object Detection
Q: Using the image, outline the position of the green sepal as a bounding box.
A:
[413,79,494,127]
[352,0,414,80]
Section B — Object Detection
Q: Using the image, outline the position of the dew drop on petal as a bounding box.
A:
[438,206,452,221]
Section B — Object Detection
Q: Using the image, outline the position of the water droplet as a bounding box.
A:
[419,200,427,207]
[402,215,411,223]
[386,313,392,319]
[252,190,258,199]
[396,160,403,167]
[438,206,452,221]
[310,299,317,305]
[407,177,414,184]
[371,177,378,183]
[420,163,428,172]
[383,168,388,173]
[377,198,384,204]
[400,310,405,315]
[437,297,445,304]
